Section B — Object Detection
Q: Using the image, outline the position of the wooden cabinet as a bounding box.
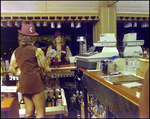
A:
[1,96,19,118]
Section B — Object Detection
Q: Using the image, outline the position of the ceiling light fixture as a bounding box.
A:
[1,21,7,28]
[14,19,20,27]
[6,19,12,27]
[29,19,34,25]
[36,19,41,27]
[76,21,81,28]
[51,20,55,28]
[21,19,26,26]
[124,22,132,28]
[133,22,137,27]
[117,8,121,11]
[71,21,74,28]
[43,19,47,27]
[57,20,61,28]
[141,22,149,28]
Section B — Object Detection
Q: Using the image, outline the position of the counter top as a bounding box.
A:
[78,67,142,106]
[4,64,77,74]
[1,98,15,111]
[1,86,19,111]
[50,64,77,71]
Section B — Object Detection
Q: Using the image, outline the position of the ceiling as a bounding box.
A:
[116,1,149,14]
[1,1,149,23]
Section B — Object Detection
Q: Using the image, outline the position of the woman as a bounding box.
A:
[46,31,72,65]
[9,24,51,118]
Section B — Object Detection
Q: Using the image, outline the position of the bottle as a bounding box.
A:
[80,91,85,118]
[77,110,81,118]
[87,93,91,118]
[1,58,5,77]
[51,89,56,106]
[20,95,25,109]
[56,89,62,106]
[46,91,52,107]
[76,90,79,97]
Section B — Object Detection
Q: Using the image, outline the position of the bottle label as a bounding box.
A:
[47,102,51,107]
[56,99,62,106]
[52,100,54,106]
[20,104,25,109]
[81,102,85,118]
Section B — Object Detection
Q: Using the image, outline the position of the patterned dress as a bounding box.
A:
[46,45,72,64]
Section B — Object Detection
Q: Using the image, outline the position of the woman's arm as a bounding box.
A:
[46,46,53,64]
[9,51,21,77]
[36,48,51,74]
[66,46,73,62]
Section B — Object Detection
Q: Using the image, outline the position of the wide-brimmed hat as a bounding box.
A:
[53,31,64,38]
[18,24,39,36]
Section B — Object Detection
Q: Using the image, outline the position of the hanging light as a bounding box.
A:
[36,19,41,27]
[57,20,61,28]
[1,21,7,28]
[29,19,34,25]
[124,22,132,28]
[76,21,81,28]
[43,19,47,27]
[6,19,12,27]
[51,20,55,28]
[133,22,137,27]
[21,19,26,26]
[141,22,149,28]
[71,21,74,28]
[14,19,20,27]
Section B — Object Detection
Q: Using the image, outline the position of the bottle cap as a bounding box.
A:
[48,85,51,88]
[80,91,82,95]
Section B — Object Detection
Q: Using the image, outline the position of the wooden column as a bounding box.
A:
[93,1,117,43]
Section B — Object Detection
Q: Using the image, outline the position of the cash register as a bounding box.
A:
[75,33,119,69]
[122,33,144,57]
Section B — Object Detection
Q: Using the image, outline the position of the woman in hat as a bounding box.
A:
[9,24,51,118]
[46,31,72,65]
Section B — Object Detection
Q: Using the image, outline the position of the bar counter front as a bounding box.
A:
[49,64,142,118]
[1,63,144,118]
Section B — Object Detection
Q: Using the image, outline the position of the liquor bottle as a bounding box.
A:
[51,89,56,106]
[20,95,25,109]
[46,91,52,107]
[77,110,81,118]
[56,89,62,106]
[80,91,85,118]
[1,58,5,77]
[76,90,79,97]
[87,93,91,118]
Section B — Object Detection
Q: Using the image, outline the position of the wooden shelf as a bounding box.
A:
[1,12,100,23]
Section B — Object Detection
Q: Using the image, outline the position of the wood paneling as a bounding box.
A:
[82,73,139,118]
[116,1,149,14]
[1,1,149,22]
[1,1,149,14]
[1,1,47,12]
[107,1,118,7]
[47,1,100,12]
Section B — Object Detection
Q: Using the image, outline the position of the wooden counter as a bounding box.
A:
[78,67,143,118]
[1,86,20,118]
[50,64,77,71]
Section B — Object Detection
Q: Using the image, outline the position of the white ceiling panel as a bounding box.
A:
[116,1,149,14]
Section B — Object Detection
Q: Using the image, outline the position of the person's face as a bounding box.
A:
[55,35,62,44]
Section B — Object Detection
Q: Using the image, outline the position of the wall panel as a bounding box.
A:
[1,1,47,12]
[46,1,100,12]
